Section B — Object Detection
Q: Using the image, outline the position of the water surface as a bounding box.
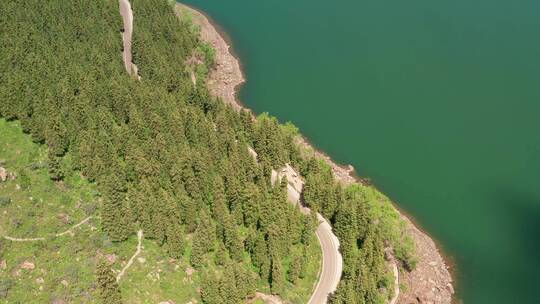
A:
[182,0,540,302]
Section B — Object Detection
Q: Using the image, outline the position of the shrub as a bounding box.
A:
[0,279,13,298]
[0,197,11,206]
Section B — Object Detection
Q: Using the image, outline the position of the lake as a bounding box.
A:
[182,0,540,302]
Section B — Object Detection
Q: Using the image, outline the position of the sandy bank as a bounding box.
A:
[176,3,454,303]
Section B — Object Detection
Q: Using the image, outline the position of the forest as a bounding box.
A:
[0,0,416,303]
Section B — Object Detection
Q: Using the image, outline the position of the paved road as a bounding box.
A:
[308,214,343,304]
[119,0,133,74]
[274,165,343,304]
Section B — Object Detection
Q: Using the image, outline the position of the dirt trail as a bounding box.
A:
[3,216,93,242]
[116,229,143,283]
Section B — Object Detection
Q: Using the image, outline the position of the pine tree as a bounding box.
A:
[334,196,358,266]
[221,262,242,304]
[47,150,64,181]
[241,183,261,227]
[214,241,228,266]
[211,176,228,235]
[233,262,257,300]
[165,222,185,259]
[200,271,222,304]
[288,252,302,284]
[270,253,285,295]
[96,260,123,304]
[223,214,244,261]
[250,231,270,281]
[191,209,216,268]
[180,194,197,233]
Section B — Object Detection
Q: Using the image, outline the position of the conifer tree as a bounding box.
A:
[241,184,261,227]
[100,169,130,242]
[223,214,244,261]
[180,193,197,233]
[288,252,302,284]
[270,253,285,295]
[221,262,242,304]
[200,272,222,304]
[47,151,64,181]
[165,222,185,259]
[214,241,228,266]
[96,260,123,304]
[233,262,257,300]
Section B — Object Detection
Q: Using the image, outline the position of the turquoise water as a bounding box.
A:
[182,0,540,303]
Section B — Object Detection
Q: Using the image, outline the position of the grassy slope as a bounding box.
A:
[0,119,195,303]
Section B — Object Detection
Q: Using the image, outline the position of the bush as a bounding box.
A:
[18,170,31,190]
[0,279,13,298]
[0,197,11,206]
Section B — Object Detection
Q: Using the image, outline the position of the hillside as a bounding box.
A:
[0,0,417,303]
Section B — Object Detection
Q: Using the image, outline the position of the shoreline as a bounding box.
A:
[176,3,455,303]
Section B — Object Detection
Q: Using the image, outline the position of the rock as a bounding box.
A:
[36,277,45,284]
[0,167,7,182]
[20,260,35,270]
[185,267,194,277]
[57,213,71,225]
[106,254,117,264]
[446,283,454,294]
[0,260,6,270]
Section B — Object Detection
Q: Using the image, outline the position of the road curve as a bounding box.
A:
[273,166,343,304]
[308,214,343,304]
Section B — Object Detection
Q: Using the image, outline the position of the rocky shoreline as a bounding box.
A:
[176,3,454,303]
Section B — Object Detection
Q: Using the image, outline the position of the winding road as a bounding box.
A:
[273,166,343,304]
[308,214,343,304]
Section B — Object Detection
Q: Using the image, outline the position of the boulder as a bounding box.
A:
[57,213,71,225]
[0,167,7,182]
[20,261,35,270]
[106,254,117,264]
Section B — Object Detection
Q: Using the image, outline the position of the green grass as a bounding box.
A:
[0,119,104,302]
[0,119,198,303]
[0,119,322,303]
